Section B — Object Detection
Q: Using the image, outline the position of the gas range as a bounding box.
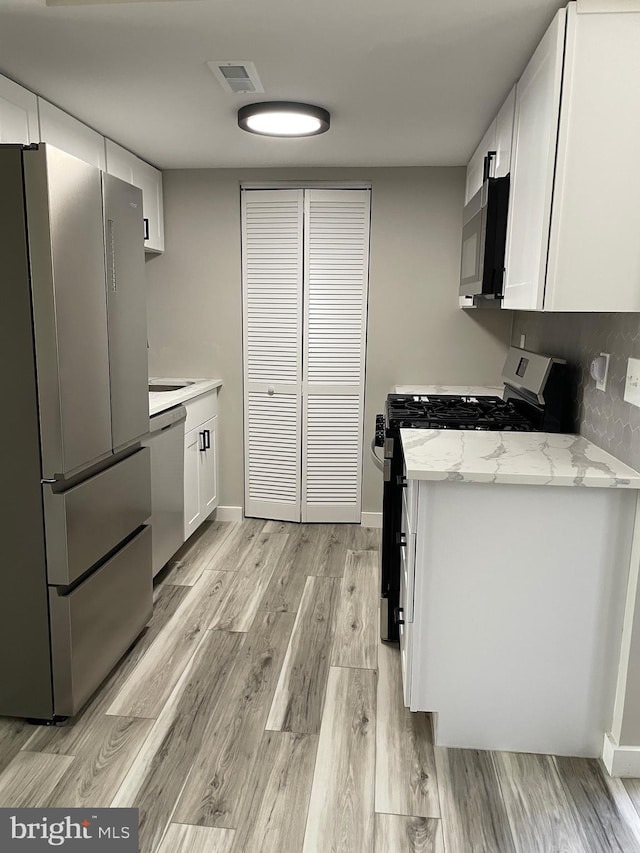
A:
[375,347,573,644]
[385,394,535,432]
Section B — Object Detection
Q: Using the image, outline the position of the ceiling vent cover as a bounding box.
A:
[207,61,264,95]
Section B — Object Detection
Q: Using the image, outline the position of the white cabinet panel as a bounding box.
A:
[38,99,106,170]
[134,157,164,253]
[0,75,39,143]
[503,9,566,310]
[105,139,165,253]
[545,7,640,311]
[494,86,515,178]
[464,121,496,204]
[183,392,219,539]
[184,427,201,539]
[199,415,217,517]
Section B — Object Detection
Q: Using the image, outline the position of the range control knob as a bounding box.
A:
[374,414,386,447]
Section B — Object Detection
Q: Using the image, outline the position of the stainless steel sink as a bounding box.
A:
[148,381,195,393]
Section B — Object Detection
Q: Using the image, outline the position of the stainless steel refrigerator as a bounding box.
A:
[0,143,152,722]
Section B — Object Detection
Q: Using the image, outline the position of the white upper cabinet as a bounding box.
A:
[105,140,165,253]
[464,123,496,204]
[464,86,516,204]
[505,2,640,311]
[0,76,39,144]
[503,9,566,310]
[494,86,515,178]
[38,98,106,170]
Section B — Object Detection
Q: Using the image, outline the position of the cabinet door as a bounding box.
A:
[105,139,136,184]
[184,427,202,539]
[134,157,164,253]
[465,120,496,204]
[38,99,106,170]
[0,75,39,143]
[502,9,566,310]
[199,415,218,519]
[494,86,515,178]
[105,140,165,253]
[103,173,149,450]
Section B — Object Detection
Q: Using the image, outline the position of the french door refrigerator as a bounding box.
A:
[0,143,152,722]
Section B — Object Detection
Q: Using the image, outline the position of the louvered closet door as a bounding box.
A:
[302,189,371,522]
[242,189,303,521]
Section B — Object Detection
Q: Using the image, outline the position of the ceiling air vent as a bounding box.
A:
[207,61,264,95]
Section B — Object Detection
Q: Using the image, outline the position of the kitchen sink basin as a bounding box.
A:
[148,381,195,393]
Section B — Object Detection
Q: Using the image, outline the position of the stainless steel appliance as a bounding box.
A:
[374,347,571,642]
[144,405,187,577]
[0,143,152,722]
[460,170,510,300]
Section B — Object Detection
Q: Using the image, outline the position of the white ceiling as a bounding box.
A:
[0,0,565,169]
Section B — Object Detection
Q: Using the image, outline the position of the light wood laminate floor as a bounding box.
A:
[2,518,640,852]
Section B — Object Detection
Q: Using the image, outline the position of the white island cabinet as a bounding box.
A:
[398,428,640,761]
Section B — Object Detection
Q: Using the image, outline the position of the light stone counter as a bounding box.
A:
[149,377,223,417]
[400,429,640,488]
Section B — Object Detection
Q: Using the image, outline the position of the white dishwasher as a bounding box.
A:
[143,405,186,577]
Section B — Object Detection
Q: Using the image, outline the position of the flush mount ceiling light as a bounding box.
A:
[237,102,330,138]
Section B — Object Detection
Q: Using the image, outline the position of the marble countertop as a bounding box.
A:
[393,384,504,397]
[400,429,640,489]
[149,377,222,417]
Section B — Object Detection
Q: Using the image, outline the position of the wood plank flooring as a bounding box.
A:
[1,517,640,852]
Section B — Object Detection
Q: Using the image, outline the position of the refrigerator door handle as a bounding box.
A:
[106,219,117,292]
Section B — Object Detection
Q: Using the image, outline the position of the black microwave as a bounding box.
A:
[459,174,510,300]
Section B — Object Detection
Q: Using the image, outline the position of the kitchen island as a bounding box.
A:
[398,427,640,763]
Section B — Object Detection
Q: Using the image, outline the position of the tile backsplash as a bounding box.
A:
[511,313,640,471]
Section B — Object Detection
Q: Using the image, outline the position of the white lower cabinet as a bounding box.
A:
[403,477,637,758]
[183,393,218,539]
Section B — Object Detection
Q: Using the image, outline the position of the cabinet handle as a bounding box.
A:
[143,217,150,241]
[199,431,206,452]
[204,429,211,450]
[483,150,496,182]
[394,606,405,626]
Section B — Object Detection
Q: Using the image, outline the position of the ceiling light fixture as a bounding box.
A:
[237,102,330,138]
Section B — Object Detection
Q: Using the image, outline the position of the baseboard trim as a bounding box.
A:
[361,512,382,528]
[215,505,244,522]
[602,732,640,777]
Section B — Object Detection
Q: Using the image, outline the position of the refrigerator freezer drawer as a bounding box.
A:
[49,525,152,717]
[44,447,151,586]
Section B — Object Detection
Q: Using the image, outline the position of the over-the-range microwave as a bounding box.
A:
[459,173,510,301]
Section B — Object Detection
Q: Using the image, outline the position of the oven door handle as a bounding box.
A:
[370,438,385,472]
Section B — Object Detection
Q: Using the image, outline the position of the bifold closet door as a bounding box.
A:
[242,189,303,521]
[302,189,371,522]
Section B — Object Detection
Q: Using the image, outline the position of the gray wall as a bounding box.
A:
[512,313,640,471]
[145,167,512,513]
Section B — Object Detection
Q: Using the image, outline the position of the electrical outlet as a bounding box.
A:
[624,357,640,408]
[595,352,610,392]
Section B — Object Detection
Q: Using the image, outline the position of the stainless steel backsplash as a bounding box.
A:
[511,313,640,471]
